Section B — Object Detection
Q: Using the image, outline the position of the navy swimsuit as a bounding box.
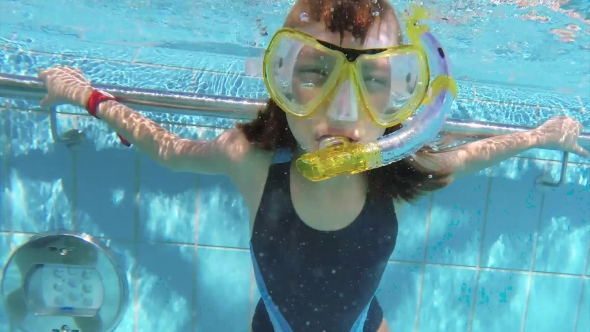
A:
[250,149,399,332]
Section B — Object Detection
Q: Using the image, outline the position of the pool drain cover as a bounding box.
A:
[1,230,129,332]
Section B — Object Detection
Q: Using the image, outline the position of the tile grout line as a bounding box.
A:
[575,95,585,113]
[0,227,586,279]
[0,231,588,278]
[467,171,494,332]
[192,174,201,331]
[3,100,14,251]
[190,70,199,92]
[571,230,590,332]
[70,116,79,232]
[132,48,143,63]
[519,171,548,332]
[133,152,141,332]
[413,193,435,332]
[19,48,244,77]
[534,106,541,126]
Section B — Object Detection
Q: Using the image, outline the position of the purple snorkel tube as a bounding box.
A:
[377,31,456,164]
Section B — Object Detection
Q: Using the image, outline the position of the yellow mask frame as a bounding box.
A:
[262,28,431,128]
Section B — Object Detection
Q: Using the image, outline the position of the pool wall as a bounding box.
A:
[0,46,589,332]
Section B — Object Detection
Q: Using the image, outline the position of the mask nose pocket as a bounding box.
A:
[327,81,359,122]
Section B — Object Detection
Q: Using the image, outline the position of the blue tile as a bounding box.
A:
[75,117,137,241]
[0,233,17,277]
[104,241,136,332]
[417,266,475,332]
[0,233,34,330]
[523,275,582,332]
[0,234,10,331]
[136,243,194,331]
[452,100,537,126]
[534,163,589,275]
[481,159,545,270]
[199,127,225,140]
[576,279,589,332]
[475,85,581,110]
[137,110,237,129]
[427,174,489,266]
[518,149,570,164]
[456,83,476,101]
[0,49,196,92]
[537,107,589,132]
[197,175,249,249]
[135,47,245,72]
[137,153,197,244]
[0,234,32,331]
[378,262,421,332]
[391,195,431,262]
[195,247,251,332]
[471,270,528,332]
[75,115,135,151]
[193,70,267,98]
[8,111,75,233]
[0,109,9,231]
[2,30,138,62]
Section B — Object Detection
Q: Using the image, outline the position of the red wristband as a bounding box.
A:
[86,89,117,118]
[85,89,131,147]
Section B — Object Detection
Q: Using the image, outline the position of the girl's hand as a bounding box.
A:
[534,115,589,157]
[38,66,93,109]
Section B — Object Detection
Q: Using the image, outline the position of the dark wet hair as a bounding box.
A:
[237,0,452,202]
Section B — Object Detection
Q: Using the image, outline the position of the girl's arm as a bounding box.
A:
[95,99,253,175]
[417,116,588,180]
[38,66,255,176]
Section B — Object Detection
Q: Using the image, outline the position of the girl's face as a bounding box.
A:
[285,21,401,153]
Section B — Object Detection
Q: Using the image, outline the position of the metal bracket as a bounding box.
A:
[49,106,86,150]
[536,152,569,189]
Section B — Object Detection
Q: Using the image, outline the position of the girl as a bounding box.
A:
[38,0,587,331]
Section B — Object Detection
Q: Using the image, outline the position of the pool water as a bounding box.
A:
[0,0,589,331]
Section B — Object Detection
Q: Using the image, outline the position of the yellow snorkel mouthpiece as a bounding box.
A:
[296,137,382,182]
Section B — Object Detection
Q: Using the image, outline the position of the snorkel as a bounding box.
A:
[296,7,458,181]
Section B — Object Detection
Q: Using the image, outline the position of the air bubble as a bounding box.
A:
[428,174,433,178]
[301,82,315,89]
[300,12,309,22]
[372,10,379,16]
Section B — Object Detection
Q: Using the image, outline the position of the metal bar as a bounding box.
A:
[1,73,589,149]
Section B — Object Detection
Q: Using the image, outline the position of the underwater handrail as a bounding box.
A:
[0,73,586,188]
[1,73,588,147]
